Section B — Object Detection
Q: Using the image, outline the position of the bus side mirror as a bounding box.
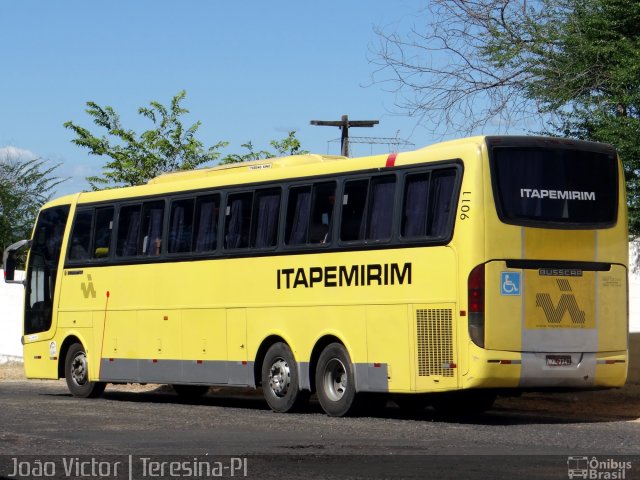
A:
[3,239,31,285]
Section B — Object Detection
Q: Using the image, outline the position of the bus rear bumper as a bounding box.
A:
[464,347,627,390]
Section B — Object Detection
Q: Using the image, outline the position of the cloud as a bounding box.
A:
[0,146,37,164]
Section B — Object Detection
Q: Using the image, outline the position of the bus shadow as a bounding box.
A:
[43,382,640,425]
[103,388,274,411]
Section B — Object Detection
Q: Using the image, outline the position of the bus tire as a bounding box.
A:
[64,343,106,398]
[172,384,210,398]
[261,342,306,413]
[315,343,359,417]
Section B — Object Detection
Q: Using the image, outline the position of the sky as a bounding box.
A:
[1,1,438,196]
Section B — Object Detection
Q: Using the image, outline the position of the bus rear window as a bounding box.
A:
[491,147,617,227]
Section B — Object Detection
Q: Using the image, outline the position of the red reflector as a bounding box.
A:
[152,359,158,363]
[373,363,381,368]
[500,360,512,365]
[460,310,467,317]
[109,358,114,362]
[385,153,397,167]
[242,361,247,365]
[197,360,203,365]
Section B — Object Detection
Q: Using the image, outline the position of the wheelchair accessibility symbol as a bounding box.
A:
[500,272,521,296]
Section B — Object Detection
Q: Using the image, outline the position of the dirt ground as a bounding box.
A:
[1,361,638,421]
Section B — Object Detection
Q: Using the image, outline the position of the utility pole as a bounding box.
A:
[310,114,379,157]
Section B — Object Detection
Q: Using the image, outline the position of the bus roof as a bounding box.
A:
[42,136,491,209]
[42,135,612,210]
[147,154,347,185]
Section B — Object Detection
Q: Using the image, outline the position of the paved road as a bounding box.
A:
[0,381,638,479]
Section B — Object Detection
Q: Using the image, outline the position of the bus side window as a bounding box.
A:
[251,188,281,248]
[340,179,368,241]
[309,182,336,244]
[169,198,195,253]
[224,192,252,249]
[68,210,93,261]
[401,173,430,238]
[366,175,395,241]
[140,201,164,256]
[194,195,220,253]
[116,205,142,257]
[286,182,336,246]
[93,207,114,259]
[401,168,457,240]
[427,169,456,237]
[285,186,312,245]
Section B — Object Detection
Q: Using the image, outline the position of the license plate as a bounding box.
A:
[546,355,572,367]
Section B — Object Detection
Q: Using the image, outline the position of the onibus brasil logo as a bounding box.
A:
[567,456,632,479]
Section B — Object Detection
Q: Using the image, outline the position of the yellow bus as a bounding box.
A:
[3,135,629,416]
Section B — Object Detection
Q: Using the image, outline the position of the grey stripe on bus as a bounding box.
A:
[99,359,389,392]
[99,359,254,387]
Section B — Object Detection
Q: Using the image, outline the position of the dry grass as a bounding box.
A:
[0,362,25,380]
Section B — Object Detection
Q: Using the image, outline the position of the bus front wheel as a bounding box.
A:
[64,343,106,398]
[315,343,359,417]
[261,342,307,413]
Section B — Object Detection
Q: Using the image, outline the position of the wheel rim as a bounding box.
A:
[70,352,88,386]
[322,358,347,401]
[268,358,291,397]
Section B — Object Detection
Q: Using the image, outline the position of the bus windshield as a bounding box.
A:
[24,205,69,335]
[490,145,618,227]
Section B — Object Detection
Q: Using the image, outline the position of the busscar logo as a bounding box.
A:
[536,279,586,325]
[81,275,96,299]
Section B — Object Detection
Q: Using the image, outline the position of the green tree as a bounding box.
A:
[64,91,228,189]
[533,0,640,235]
[374,0,640,235]
[221,130,309,164]
[0,155,65,253]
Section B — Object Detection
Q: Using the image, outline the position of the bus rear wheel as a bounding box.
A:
[261,342,307,413]
[315,343,359,417]
[64,343,106,398]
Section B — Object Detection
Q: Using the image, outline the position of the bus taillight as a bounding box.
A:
[468,263,485,348]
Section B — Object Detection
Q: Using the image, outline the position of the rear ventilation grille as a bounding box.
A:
[416,308,454,377]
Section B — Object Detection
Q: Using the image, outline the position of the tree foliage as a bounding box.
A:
[373,0,555,134]
[64,91,228,189]
[0,156,65,253]
[542,0,640,236]
[374,0,640,235]
[221,130,309,164]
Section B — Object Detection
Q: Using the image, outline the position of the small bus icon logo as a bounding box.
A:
[567,456,589,479]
